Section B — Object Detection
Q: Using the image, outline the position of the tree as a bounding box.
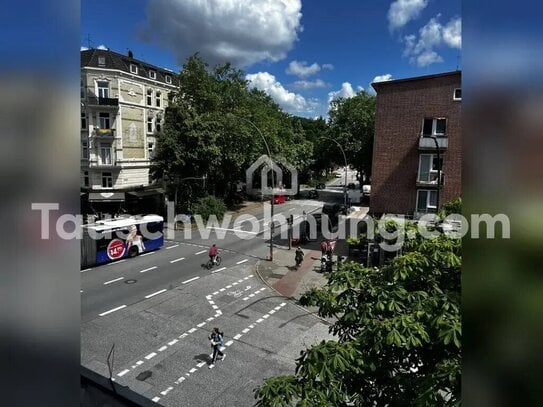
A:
[254,220,461,406]
[328,92,376,179]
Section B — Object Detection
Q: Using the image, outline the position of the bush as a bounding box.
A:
[191,195,227,221]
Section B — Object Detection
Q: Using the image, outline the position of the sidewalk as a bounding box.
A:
[255,246,331,318]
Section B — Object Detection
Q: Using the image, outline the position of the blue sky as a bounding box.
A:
[81,0,461,118]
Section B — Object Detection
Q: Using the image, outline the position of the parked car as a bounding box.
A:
[322,203,347,218]
[362,184,371,197]
[273,194,286,204]
[307,189,319,199]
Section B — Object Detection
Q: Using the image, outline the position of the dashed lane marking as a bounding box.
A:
[107,259,126,265]
[182,276,200,284]
[99,305,127,317]
[195,250,207,255]
[145,352,157,360]
[236,259,248,265]
[170,257,185,263]
[140,252,155,257]
[211,266,226,273]
[81,268,91,273]
[103,277,124,285]
[166,244,179,250]
[139,266,157,273]
[145,289,167,299]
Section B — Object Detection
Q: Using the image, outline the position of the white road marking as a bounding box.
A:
[80,290,83,293]
[81,268,91,273]
[211,266,226,273]
[108,259,126,265]
[99,305,127,317]
[236,259,248,265]
[256,318,264,323]
[212,291,219,295]
[170,257,185,263]
[168,339,178,346]
[206,317,214,322]
[208,300,214,304]
[197,362,206,368]
[188,328,197,333]
[212,305,218,309]
[225,340,234,346]
[179,333,188,338]
[161,387,173,396]
[166,244,179,250]
[249,324,255,329]
[182,276,200,284]
[175,377,185,384]
[145,289,167,299]
[263,314,270,319]
[242,328,250,333]
[136,361,143,365]
[219,288,226,292]
[195,250,206,255]
[197,322,206,328]
[152,396,161,402]
[189,368,197,373]
[233,334,242,340]
[145,352,157,360]
[103,277,124,285]
[158,346,168,352]
[140,252,155,257]
[207,227,258,234]
[226,285,232,289]
[139,266,157,273]
[269,309,276,314]
[117,369,130,377]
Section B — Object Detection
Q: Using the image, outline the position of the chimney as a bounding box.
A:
[128,50,133,58]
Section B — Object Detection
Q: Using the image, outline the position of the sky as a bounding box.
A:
[81,0,461,118]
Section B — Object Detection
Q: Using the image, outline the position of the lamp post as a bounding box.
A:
[230,114,275,261]
[320,136,349,207]
[425,135,441,212]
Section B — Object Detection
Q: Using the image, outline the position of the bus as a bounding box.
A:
[81,215,164,268]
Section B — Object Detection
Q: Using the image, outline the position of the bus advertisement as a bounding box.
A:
[81,215,164,268]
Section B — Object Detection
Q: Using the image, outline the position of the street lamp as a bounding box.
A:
[229,114,275,261]
[424,135,441,212]
[320,136,349,207]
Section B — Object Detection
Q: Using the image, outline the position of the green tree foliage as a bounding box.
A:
[151,54,313,203]
[191,195,227,221]
[328,92,376,179]
[254,228,461,406]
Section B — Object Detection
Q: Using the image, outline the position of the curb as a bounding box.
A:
[253,259,332,326]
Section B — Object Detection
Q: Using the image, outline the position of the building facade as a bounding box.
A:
[370,71,461,218]
[81,48,177,216]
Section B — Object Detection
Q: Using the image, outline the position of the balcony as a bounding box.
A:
[416,172,444,188]
[88,158,120,169]
[86,96,119,108]
[419,135,448,150]
[92,128,116,138]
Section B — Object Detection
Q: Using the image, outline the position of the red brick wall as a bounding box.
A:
[370,72,462,216]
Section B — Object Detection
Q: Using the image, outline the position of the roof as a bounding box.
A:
[371,71,461,91]
[81,48,176,86]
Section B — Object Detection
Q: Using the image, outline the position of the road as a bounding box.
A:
[81,199,333,406]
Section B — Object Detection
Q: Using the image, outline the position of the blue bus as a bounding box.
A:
[81,215,164,268]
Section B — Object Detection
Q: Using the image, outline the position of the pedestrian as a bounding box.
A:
[208,327,225,368]
[320,240,327,256]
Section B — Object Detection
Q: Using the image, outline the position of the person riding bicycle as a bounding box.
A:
[208,244,219,265]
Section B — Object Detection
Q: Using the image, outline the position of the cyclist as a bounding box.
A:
[208,244,219,266]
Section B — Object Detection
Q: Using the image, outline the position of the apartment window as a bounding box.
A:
[165,75,172,84]
[155,91,161,107]
[97,81,109,98]
[98,56,106,67]
[83,171,89,187]
[100,143,112,165]
[418,154,443,183]
[81,111,87,129]
[453,88,462,101]
[149,70,156,80]
[156,118,162,133]
[82,141,88,159]
[98,112,110,129]
[146,88,153,106]
[422,118,447,137]
[102,172,113,188]
[148,142,155,158]
[147,116,154,133]
[416,190,438,213]
[130,63,138,74]
[80,79,85,99]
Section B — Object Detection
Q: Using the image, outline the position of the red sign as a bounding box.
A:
[107,239,126,260]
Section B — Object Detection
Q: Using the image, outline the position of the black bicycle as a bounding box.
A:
[206,255,222,270]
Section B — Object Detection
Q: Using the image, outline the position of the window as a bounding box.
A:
[147,116,154,133]
[130,64,138,74]
[81,111,87,129]
[156,117,162,133]
[82,141,88,159]
[146,89,153,106]
[98,112,110,129]
[155,91,161,107]
[148,142,155,158]
[98,56,105,67]
[453,88,461,101]
[416,190,438,213]
[102,172,113,188]
[165,75,172,84]
[83,171,89,187]
[100,144,112,165]
[422,118,447,137]
[97,81,109,98]
[80,79,85,99]
[149,70,156,80]
[418,154,443,183]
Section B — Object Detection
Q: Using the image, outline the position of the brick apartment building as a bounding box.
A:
[369,71,461,218]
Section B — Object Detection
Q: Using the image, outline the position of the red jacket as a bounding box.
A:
[209,246,218,256]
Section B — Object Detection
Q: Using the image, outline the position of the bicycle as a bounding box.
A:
[206,255,222,270]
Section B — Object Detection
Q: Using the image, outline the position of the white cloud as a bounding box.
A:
[328,82,358,104]
[80,46,89,51]
[97,44,108,50]
[141,0,302,67]
[322,63,334,70]
[443,17,461,49]
[286,60,321,77]
[367,74,393,95]
[246,71,311,113]
[293,79,328,89]
[388,0,429,31]
[403,15,461,67]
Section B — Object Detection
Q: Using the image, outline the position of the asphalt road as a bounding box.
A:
[81,199,333,406]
